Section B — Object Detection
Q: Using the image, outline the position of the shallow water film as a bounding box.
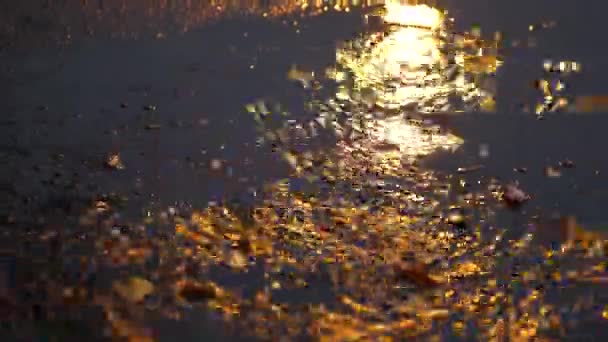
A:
[1,0,607,341]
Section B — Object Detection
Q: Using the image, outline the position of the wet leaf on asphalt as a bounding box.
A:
[113,277,154,303]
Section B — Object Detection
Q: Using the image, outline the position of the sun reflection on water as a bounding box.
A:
[335,3,500,112]
[382,0,444,29]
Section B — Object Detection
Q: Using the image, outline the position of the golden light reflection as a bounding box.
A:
[335,4,500,112]
[281,3,499,164]
[531,59,582,116]
[367,116,463,159]
[382,0,444,29]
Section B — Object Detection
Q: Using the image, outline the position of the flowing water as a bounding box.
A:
[1,0,607,340]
